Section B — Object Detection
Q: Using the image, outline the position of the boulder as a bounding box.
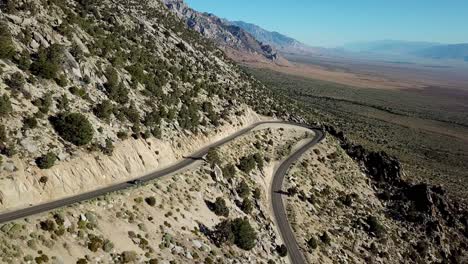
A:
[21,138,38,154]
[3,161,16,172]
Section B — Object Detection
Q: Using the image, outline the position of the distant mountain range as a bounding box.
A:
[229,21,318,55]
[414,44,468,61]
[342,40,468,61]
[162,0,468,63]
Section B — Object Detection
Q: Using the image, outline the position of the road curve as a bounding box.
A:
[0,121,324,264]
[271,127,325,264]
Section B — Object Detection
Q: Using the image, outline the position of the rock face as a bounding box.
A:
[325,125,468,263]
[162,0,279,61]
[230,20,320,55]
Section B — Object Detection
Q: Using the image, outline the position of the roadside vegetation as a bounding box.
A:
[246,67,468,200]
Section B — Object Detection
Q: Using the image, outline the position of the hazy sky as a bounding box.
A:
[185,0,468,47]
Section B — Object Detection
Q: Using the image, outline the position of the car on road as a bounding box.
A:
[128,179,143,185]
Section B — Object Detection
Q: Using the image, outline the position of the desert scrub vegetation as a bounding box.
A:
[210,197,229,217]
[30,44,64,80]
[211,217,257,251]
[50,112,94,146]
[247,67,468,200]
[0,22,15,59]
[36,152,57,169]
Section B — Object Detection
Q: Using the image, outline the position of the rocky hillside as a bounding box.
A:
[161,0,282,63]
[0,123,311,263]
[0,0,295,208]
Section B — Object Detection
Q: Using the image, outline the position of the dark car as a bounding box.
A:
[128,179,143,185]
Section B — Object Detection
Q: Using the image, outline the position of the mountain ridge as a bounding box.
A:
[229,20,315,54]
[161,0,281,62]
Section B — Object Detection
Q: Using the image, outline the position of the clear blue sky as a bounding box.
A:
[185,0,468,47]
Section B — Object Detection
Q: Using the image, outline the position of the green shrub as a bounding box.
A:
[101,138,114,155]
[222,164,236,179]
[87,234,104,252]
[307,236,318,249]
[36,152,57,169]
[366,216,386,238]
[55,74,68,87]
[15,50,31,70]
[238,155,256,174]
[145,196,156,206]
[206,148,220,166]
[240,198,253,214]
[93,100,113,120]
[0,94,13,116]
[237,180,250,198]
[276,244,288,257]
[57,94,70,110]
[212,197,229,217]
[231,218,257,250]
[69,86,88,98]
[40,219,56,231]
[123,103,140,124]
[151,127,162,139]
[104,67,129,104]
[3,143,17,157]
[76,258,88,264]
[253,187,261,200]
[253,153,264,169]
[50,112,94,146]
[320,231,331,245]
[35,254,49,264]
[33,93,53,114]
[31,44,64,79]
[117,131,128,139]
[6,72,25,90]
[0,23,15,59]
[213,218,257,250]
[0,125,7,142]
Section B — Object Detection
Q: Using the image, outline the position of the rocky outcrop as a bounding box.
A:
[325,125,468,263]
[161,0,279,62]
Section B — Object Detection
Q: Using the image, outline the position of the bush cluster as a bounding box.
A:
[36,152,57,169]
[0,94,13,117]
[240,198,253,214]
[31,44,64,79]
[237,180,250,198]
[50,112,94,146]
[276,244,288,257]
[212,218,257,250]
[145,196,156,206]
[212,197,229,217]
[222,164,236,179]
[238,153,264,173]
[0,22,15,59]
[206,148,221,166]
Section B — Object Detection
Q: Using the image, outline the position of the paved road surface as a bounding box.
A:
[0,121,325,264]
[271,128,325,264]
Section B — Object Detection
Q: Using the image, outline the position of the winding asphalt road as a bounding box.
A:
[0,120,324,264]
[271,127,325,264]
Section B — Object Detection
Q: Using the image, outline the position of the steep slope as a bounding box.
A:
[230,20,319,55]
[0,0,293,209]
[161,0,283,63]
[0,123,312,263]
